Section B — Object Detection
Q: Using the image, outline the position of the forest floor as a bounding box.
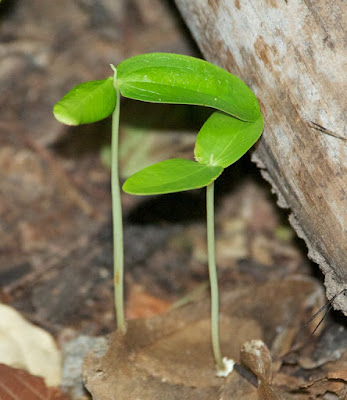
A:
[0,1,346,399]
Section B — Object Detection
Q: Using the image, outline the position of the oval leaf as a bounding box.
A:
[53,77,116,125]
[122,158,223,195]
[117,53,260,122]
[194,111,264,168]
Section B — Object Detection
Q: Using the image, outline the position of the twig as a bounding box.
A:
[309,121,346,141]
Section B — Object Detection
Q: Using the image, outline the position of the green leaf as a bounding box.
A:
[53,77,116,125]
[117,53,260,122]
[122,158,223,195]
[194,111,264,168]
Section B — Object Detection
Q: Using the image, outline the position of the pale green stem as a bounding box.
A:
[111,72,126,334]
[206,182,224,371]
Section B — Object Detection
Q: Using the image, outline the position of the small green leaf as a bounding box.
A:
[194,112,264,168]
[53,77,116,125]
[122,158,223,195]
[117,53,260,122]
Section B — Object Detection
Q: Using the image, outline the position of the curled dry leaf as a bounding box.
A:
[0,304,61,386]
[240,339,272,381]
[240,340,280,400]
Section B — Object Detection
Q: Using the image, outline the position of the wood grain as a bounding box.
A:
[175,0,346,314]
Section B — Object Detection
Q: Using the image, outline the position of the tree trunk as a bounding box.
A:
[175,0,346,314]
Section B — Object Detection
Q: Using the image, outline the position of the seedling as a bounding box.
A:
[123,110,263,373]
[53,53,262,345]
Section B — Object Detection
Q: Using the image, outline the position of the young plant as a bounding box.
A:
[53,52,261,337]
[123,111,264,374]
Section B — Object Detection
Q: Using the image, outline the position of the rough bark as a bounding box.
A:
[175,0,346,314]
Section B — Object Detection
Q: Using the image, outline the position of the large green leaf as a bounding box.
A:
[116,53,260,122]
[194,112,264,168]
[122,158,223,195]
[53,77,116,125]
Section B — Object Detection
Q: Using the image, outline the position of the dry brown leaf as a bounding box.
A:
[271,372,307,400]
[328,370,347,380]
[257,381,280,400]
[83,315,261,399]
[272,368,347,399]
[240,340,272,381]
[219,370,257,400]
[0,364,69,400]
[240,340,280,400]
[83,276,322,399]
[299,374,347,398]
[134,316,260,388]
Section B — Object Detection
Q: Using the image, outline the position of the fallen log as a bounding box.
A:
[175,0,346,314]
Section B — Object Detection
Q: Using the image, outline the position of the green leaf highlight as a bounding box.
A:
[117,53,260,122]
[53,77,116,125]
[122,158,223,195]
[194,112,264,168]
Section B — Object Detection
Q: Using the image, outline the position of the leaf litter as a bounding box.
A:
[0,304,61,387]
[1,1,345,399]
[83,275,335,399]
[0,364,69,400]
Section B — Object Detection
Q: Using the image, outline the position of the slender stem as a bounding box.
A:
[111,80,126,334]
[206,182,224,371]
